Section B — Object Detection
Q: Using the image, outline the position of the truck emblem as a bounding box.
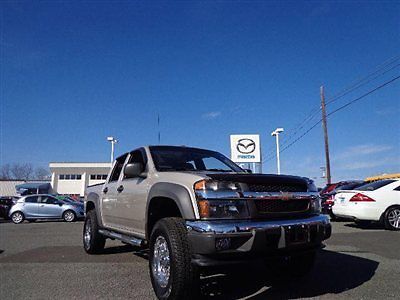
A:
[280,192,294,201]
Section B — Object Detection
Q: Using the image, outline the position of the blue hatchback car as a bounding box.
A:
[9,194,84,224]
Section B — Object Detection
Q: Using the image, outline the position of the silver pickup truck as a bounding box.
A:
[83,145,331,300]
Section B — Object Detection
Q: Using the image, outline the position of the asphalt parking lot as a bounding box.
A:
[0,219,399,299]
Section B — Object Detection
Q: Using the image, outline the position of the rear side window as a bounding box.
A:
[39,196,57,204]
[109,154,128,182]
[356,180,395,191]
[25,196,39,203]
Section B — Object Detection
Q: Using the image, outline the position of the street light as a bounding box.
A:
[107,136,118,163]
[271,128,284,175]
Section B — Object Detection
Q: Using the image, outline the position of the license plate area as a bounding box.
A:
[285,225,309,246]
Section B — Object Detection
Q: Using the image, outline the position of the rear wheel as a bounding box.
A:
[384,206,400,231]
[11,211,24,224]
[63,210,76,222]
[149,217,199,300]
[83,209,106,254]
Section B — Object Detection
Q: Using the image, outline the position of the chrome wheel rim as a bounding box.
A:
[152,236,170,288]
[388,209,400,229]
[12,212,23,223]
[64,211,74,222]
[84,219,91,249]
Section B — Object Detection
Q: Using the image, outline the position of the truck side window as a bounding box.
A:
[109,154,128,182]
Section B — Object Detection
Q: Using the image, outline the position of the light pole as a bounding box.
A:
[107,136,118,162]
[271,128,284,175]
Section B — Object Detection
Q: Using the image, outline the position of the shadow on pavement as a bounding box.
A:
[344,222,385,230]
[199,250,379,299]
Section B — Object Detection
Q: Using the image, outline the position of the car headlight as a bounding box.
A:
[194,180,249,219]
[310,196,322,214]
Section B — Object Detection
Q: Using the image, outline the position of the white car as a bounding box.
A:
[332,179,400,230]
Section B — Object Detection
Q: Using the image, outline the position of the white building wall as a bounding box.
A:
[49,163,111,196]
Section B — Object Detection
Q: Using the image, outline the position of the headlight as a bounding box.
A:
[310,196,322,214]
[197,199,249,219]
[194,180,249,219]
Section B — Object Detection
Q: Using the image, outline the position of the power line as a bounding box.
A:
[262,56,400,160]
[263,75,400,163]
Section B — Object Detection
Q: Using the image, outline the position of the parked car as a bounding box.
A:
[0,196,18,219]
[321,181,365,218]
[83,145,331,299]
[9,194,85,224]
[332,179,400,230]
[56,195,84,208]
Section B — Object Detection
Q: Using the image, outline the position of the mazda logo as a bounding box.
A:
[236,138,256,154]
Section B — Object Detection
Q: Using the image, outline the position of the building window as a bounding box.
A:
[59,174,82,180]
[90,174,96,180]
[102,174,107,180]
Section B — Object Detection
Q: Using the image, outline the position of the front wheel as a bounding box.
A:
[11,211,24,224]
[384,206,400,231]
[149,218,199,300]
[63,210,76,222]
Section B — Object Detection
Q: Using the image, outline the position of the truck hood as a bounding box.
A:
[205,173,310,192]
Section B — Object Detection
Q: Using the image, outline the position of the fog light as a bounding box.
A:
[215,237,231,251]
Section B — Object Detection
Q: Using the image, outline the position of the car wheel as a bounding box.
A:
[63,210,76,222]
[149,217,199,300]
[11,211,24,224]
[384,206,400,231]
[83,209,106,254]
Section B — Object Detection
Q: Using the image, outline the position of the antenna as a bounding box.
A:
[157,113,161,144]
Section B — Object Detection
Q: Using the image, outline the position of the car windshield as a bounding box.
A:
[149,146,244,172]
[355,180,395,191]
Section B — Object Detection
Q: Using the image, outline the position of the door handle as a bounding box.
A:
[117,185,124,193]
[40,204,45,207]
[103,187,108,194]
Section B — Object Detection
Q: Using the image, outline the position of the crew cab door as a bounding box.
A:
[101,153,129,228]
[117,149,150,235]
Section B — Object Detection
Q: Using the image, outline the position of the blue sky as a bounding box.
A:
[1,1,399,186]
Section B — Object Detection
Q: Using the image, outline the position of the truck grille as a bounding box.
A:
[254,198,310,214]
[247,183,307,192]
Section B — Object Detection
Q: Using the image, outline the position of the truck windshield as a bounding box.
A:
[149,146,244,172]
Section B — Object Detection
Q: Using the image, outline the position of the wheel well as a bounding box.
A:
[147,197,182,238]
[86,201,95,213]
[380,204,400,221]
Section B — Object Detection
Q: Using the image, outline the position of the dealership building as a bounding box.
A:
[49,162,112,197]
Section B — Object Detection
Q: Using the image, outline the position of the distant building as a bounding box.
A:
[49,162,112,197]
[0,180,51,197]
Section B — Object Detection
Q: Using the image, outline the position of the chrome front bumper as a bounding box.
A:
[186,215,331,260]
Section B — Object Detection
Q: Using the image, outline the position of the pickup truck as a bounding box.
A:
[83,145,331,299]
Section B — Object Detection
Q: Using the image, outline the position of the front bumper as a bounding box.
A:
[186,215,331,266]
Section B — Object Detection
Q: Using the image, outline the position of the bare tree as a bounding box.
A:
[1,164,12,179]
[10,163,34,180]
[35,167,50,180]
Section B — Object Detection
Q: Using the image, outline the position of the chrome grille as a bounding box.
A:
[247,183,307,192]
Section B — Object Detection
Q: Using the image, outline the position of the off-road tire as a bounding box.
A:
[83,209,106,254]
[149,217,199,300]
[383,206,400,231]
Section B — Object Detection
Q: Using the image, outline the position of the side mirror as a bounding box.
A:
[124,163,144,178]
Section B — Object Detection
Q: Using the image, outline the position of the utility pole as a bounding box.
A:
[320,86,331,184]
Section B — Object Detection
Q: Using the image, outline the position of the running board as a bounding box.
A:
[98,229,145,247]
